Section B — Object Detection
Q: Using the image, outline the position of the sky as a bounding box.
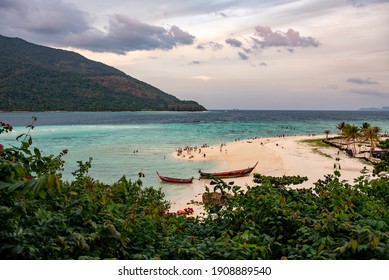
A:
[1,0,388,110]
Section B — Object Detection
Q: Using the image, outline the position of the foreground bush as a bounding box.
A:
[201,174,389,259]
[1,119,388,259]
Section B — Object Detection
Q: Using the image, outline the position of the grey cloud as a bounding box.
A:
[67,15,195,54]
[0,0,19,9]
[349,89,388,97]
[225,38,242,48]
[169,25,195,45]
[60,15,195,54]
[0,0,90,37]
[0,1,195,54]
[196,41,223,51]
[238,52,249,60]
[260,62,268,66]
[242,47,252,54]
[229,25,319,62]
[253,25,320,48]
[347,0,388,8]
[215,11,228,18]
[348,0,367,8]
[347,78,379,85]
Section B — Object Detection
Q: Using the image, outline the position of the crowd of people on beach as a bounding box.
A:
[175,134,323,161]
[176,144,210,159]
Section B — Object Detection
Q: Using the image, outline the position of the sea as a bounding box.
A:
[2,110,389,205]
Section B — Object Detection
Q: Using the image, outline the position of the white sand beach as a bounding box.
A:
[169,135,373,216]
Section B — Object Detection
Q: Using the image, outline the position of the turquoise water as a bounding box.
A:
[2,110,389,203]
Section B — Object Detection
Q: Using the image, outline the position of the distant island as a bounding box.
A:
[0,35,206,112]
[359,107,389,112]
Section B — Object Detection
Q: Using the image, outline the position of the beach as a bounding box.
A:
[3,111,388,216]
[169,134,372,215]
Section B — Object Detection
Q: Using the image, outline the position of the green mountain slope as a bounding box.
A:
[0,35,206,111]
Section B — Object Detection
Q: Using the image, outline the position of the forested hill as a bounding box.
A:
[0,35,206,111]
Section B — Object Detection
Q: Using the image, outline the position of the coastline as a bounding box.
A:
[169,134,372,215]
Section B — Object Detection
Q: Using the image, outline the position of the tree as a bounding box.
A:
[361,122,371,130]
[344,124,360,154]
[324,130,331,139]
[336,122,348,146]
[363,126,382,155]
[336,122,347,131]
[378,139,389,150]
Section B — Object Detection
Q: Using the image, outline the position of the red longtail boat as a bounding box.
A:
[156,172,194,184]
[199,162,258,179]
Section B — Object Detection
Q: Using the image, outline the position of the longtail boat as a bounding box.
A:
[156,172,194,184]
[199,162,258,179]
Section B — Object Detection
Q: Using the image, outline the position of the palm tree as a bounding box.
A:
[324,130,331,139]
[344,124,360,154]
[336,122,347,133]
[336,122,348,147]
[361,122,371,130]
[362,126,382,155]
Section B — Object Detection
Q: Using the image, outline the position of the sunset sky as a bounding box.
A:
[1,0,388,110]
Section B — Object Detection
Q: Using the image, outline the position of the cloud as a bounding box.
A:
[196,41,223,51]
[242,47,252,54]
[0,1,195,54]
[252,25,320,49]
[225,38,242,48]
[215,11,228,18]
[63,15,196,54]
[348,0,367,8]
[346,78,379,85]
[0,0,90,36]
[226,25,319,62]
[191,75,215,81]
[238,52,249,60]
[347,0,388,8]
[349,89,388,97]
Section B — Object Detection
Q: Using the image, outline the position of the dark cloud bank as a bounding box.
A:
[69,15,195,54]
[1,0,323,58]
[0,0,195,54]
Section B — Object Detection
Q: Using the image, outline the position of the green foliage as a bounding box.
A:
[253,174,308,186]
[1,119,389,259]
[300,138,329,148]
[200,173,389,259]
[0,35,206,112]
[72,157,93,182]
[372,152,389,175]
[378,139,389,150]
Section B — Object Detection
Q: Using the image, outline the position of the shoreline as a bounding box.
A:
[169,134,373,216]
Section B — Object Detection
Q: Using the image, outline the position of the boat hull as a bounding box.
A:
[156,172,194,184]
[199,162,258,179]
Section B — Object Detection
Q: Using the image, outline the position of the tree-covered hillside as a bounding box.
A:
[0,35,206,111]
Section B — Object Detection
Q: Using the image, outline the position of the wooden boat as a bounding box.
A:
[199,162,258,179]
[156,172,194,184]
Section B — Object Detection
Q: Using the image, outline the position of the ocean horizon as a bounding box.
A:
[2,110,389,204]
